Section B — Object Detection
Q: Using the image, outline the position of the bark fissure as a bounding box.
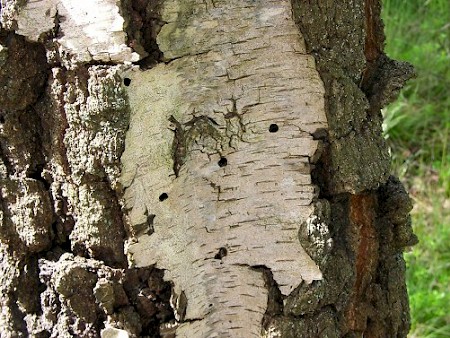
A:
[121,0,166,69]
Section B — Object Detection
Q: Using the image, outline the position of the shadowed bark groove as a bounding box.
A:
[121,0,166,69]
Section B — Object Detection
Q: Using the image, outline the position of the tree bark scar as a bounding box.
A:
[361,0,384,88]
[169,115,222,177]
[364,0,383,63]
[168,115,186,177]
[346,193,379,333]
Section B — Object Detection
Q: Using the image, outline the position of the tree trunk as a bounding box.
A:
[0,0,417,337]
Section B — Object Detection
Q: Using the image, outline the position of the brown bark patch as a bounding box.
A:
[0,32,48,111]
[345,193,379,332]
[361,0,383,90]
[364,0,384,64]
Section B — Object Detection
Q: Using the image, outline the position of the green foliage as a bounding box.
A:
[382,0,450,337]
[383,0,450,170]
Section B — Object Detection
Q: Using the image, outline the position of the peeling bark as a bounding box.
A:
[121,1,326,335]
[0,0,416,337]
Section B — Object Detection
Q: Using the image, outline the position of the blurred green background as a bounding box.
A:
[382,0,450,337]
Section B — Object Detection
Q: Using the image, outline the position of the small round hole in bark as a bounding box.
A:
[218,157,228,167]
[269,124,279,133]
[159,193,168,201]
[123,78,131,86]
[214,247,228,259]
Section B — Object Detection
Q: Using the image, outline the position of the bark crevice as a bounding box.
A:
[121,0,166,69]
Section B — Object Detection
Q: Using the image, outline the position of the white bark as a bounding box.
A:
[5,0,141,62]
[120,1,328,336]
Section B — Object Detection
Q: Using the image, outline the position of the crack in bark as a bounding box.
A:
[121,0,166,69]
[168,115,187,177]
[169,114,227,177]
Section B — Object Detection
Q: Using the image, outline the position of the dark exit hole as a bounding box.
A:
[159,193,168,201]
[214,247,228,260]
[218,157,228,167]
[123,78,131,86]
[269,124,279,133]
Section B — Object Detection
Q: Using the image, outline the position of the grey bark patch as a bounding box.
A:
[0,178,53,252]
[291,0,406,195]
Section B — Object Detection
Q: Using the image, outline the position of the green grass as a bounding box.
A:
[406,187,450,338]
[382,0,450,337]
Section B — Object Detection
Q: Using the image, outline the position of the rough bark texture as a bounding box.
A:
[0,0,416,337]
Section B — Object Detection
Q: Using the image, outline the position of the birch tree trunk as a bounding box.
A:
[0,0,417,337]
